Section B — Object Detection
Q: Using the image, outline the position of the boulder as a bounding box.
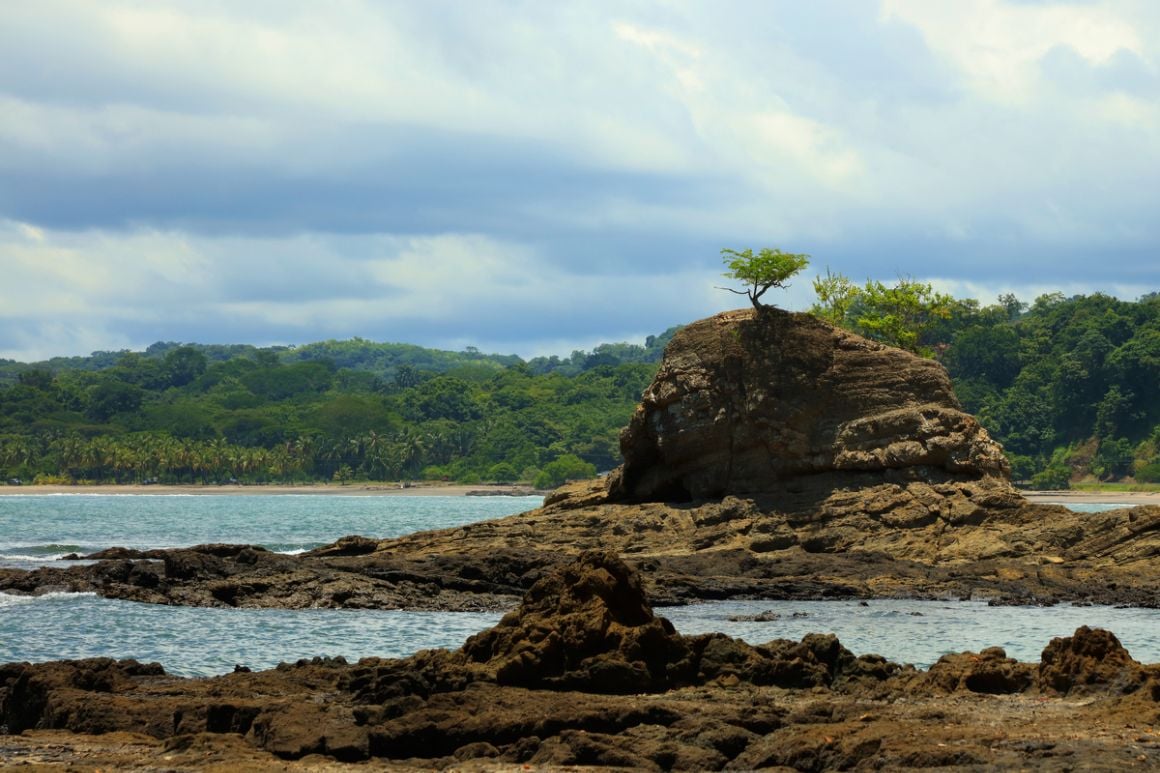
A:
[1038,626,1147,696]
[921,647,1034,694]
[461,550,692,693]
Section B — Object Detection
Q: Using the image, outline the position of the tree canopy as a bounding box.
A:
[3,290,1160,491]
[812,271,954,354]
[719,247,810,309]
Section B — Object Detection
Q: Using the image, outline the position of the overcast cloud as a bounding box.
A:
[1,0,1157,361]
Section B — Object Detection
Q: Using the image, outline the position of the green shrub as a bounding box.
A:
[1030,463,1071,490]
[533,454,597,490]
[1135,462,1160,483]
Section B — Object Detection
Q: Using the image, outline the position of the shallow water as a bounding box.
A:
[0,590,503,676]
[1,494,1155,676]
[663,598,1160,668]
[4,592,1157,677]
[0,493,542,565]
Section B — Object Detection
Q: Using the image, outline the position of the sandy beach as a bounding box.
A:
[0,482,545,497]
[3,483,1157,504]
[1022,489,1160,506]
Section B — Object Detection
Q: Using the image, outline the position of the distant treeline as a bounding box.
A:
[2,292,1159,489]
[935,291,1160,487]
[0,329,677,488]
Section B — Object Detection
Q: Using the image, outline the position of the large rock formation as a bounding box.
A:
[612,307,1009,501]
[4,307,1160,610]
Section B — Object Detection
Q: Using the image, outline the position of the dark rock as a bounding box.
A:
[303,535,379,558]
[461,550,691,693]
[1039,626,1147,696]
[922,646,1035,694]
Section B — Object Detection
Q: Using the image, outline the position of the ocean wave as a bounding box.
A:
[0,553,75,563]
[0,590,98,607]
[0,542,87,554]
[22,492,198,498]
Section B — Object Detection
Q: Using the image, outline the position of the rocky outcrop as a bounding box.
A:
[1039,625,1151,697]
[6,307,1160,613]
[461,551,692,693]
[610,307,1009,502]
[3,555,1159,770]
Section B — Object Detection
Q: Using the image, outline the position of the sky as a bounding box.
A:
[1,0,1158,363]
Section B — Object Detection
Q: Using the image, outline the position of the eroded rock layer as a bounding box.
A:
[611,307,1009,502]
[3,554,1159,770]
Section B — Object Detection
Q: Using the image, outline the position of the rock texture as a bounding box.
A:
[3,554,1160,770]
[612,307,1009,501]
[6,307,1160,613]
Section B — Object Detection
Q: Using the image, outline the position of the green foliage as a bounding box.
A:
[0,334,654,485]
[487,462,519,483]
[1031,462,1072,490]
[811,271,953,353]
[5,289,1160,490]
[533,454,597,490]
[1093,437,1135,480]
[811,270,860,325]
[1135,462,1160,483]
[720,247,810,309]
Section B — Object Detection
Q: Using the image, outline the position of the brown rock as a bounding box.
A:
[461,550,691,693]
[1039,626,1148,696]
[921,646,1035,694]
[612,307,1010,502]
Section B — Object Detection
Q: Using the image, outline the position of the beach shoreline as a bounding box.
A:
[1021,489,1160,505]
[2,482,1158,504]
[0,482,545,497]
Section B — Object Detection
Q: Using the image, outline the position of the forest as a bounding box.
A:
[1,291,1158,489]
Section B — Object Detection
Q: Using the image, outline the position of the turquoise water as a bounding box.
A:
[0,493,543,564]
[2,494,1157,675]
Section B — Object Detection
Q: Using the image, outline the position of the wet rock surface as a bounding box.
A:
[3,554,1160,770]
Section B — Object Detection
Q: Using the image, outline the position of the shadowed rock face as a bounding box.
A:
[613,307,1010,502]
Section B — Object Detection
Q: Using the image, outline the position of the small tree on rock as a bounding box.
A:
[719,247,810,309]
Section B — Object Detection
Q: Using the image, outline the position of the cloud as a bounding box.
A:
[0,1,1157,362]
[0,221,732,360]
[881,0,1146,104]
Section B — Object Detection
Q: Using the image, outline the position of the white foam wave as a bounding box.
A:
[0,552,74,562]
[0,590,97,607]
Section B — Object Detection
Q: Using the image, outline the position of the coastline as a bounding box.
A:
[1021,489,1160,506]
[3,483,1158,505]
[0,482,545,497]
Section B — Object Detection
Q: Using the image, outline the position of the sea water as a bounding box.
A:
[2,495,1157,675]
[0,493,544,563]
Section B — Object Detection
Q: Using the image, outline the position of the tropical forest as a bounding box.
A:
[1,286,1158,490]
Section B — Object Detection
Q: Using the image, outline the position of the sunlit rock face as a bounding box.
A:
[612,307,1010,502]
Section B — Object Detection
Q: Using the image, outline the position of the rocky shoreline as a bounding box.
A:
[3,552,1159,770]
[5,307,1160,769]
[4,485,1158,612]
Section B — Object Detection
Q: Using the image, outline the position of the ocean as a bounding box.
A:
[2,494,1157,676]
